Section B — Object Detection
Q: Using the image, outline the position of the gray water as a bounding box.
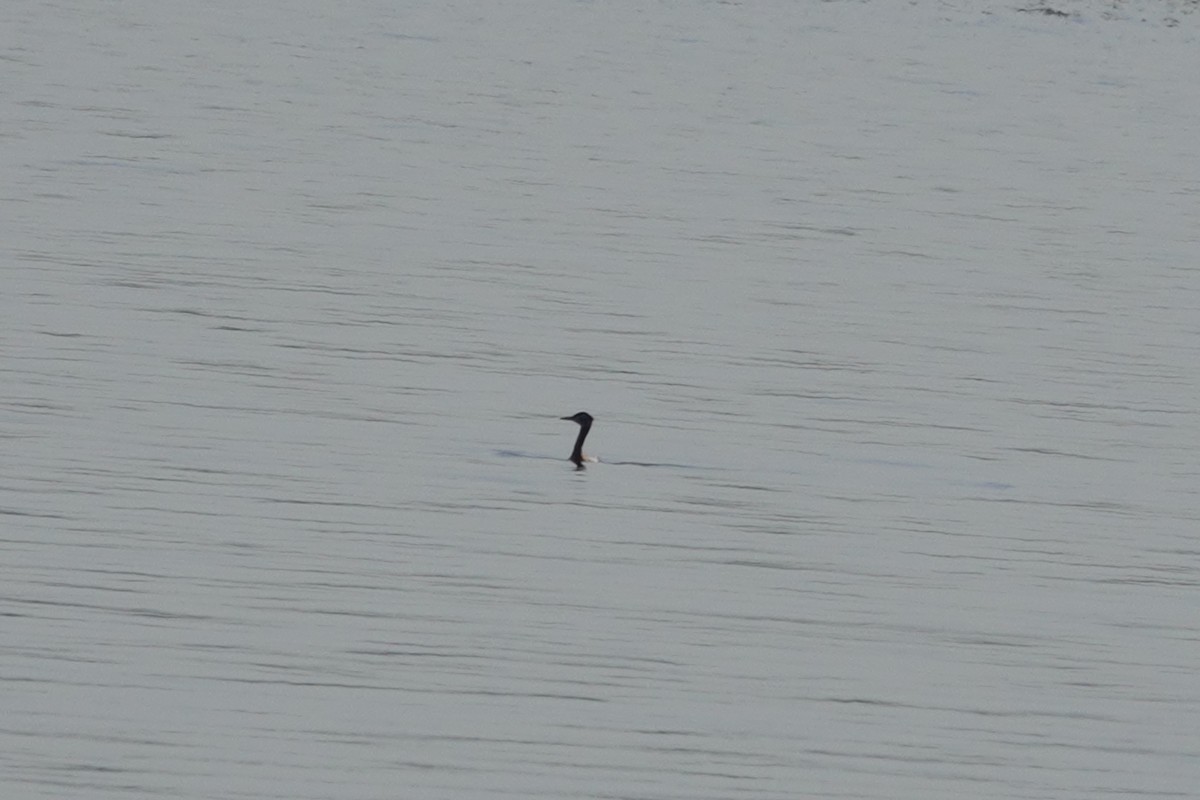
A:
[4,2,1200,798]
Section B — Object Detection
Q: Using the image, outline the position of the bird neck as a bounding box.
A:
[569,420,592,465]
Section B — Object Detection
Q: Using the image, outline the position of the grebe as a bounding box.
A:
[560,412,597,467]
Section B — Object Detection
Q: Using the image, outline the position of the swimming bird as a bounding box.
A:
[560,412,597,467]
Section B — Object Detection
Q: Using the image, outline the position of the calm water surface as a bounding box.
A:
[4,2,1200,798]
